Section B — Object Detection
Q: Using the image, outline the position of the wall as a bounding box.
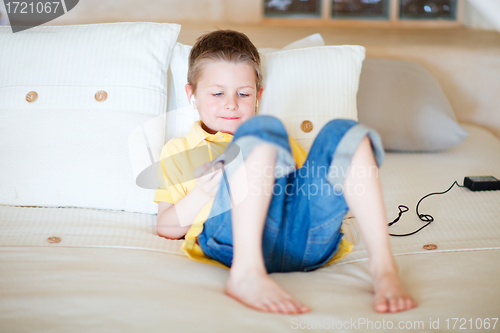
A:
[463,0,497,30]
[0,0,497,29]
[0,0,262,26]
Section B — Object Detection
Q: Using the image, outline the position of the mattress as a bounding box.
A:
[1,123,499,332]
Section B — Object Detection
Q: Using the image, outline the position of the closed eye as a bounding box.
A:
[212,93,250,97]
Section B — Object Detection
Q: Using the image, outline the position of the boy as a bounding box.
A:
[155,29,416,315]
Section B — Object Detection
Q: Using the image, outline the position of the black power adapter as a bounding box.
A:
[464,176,500,191]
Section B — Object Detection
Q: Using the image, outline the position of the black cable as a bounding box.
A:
[389,181,465,237]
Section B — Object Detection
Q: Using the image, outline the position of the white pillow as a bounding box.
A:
[0,22,180,214]
[258,33,325,54]
[259,45,365,151]
[165,33,326,142]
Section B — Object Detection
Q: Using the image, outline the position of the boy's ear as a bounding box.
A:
[257,86,264,100]
[186,84,197,110]
[185,84,193,100]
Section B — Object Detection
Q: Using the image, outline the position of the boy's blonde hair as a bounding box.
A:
[188,29,262,95]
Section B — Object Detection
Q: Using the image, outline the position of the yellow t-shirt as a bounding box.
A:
[154,120,353,270]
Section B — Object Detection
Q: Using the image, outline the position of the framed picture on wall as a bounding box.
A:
[263,0,462,27]
[264,0,321,18]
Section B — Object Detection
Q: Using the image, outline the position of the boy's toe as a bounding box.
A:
[263,300,279,313]
[282,300,299,314]
[389,297,399,313]
[374,296,388,313]
[406,297,416,310]
[298,304,310,313]
[274,301,288,314]
[256,301,270,312]
[397,297,406,311]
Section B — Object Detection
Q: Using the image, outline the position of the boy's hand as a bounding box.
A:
[193,161,224,198]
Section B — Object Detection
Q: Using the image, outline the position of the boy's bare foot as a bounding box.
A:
[226,268,310,314]
[372,268,417,313]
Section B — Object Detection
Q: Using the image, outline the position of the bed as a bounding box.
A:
[1,22,499,332]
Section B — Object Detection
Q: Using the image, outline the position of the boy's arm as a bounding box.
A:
[157,161,224,239]
[156,186,213,239]
[157,202,188,239]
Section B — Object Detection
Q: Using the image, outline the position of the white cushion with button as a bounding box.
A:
[259,45,364,151]
[0,22,180,214]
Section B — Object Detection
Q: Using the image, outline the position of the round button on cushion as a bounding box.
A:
[300,120,313,133]
[26,91,38,103]
[95,90,108,102]
[423,244,437,250]
[47,236,61,244]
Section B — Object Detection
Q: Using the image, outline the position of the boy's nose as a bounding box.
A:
[224,96,238,111]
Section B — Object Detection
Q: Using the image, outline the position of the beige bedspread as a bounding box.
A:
[1,124,499,332]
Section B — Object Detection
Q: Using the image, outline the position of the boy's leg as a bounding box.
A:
[221,115,309,314]
[343,135,416,313]
[226,143,309,314]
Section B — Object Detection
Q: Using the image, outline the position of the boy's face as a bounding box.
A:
[187,61,263,135]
